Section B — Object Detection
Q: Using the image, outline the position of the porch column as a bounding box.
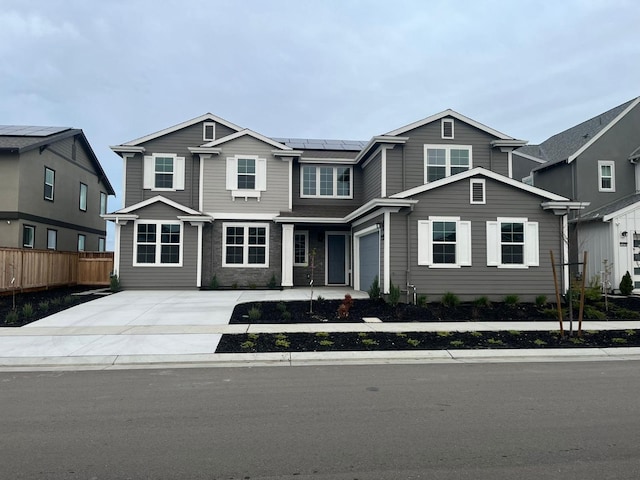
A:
[281,224,294,287]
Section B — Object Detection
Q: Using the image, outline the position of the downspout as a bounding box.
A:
[406,204,414,302]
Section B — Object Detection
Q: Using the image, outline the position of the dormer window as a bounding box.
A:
[203,122,215,141]
[441,119,454,139]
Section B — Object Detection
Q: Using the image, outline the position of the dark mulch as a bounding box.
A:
[0,286,108,327]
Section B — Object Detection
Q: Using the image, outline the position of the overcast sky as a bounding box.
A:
[2,0,639,247]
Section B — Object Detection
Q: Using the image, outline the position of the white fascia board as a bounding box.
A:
[343,198,417,223]
[567,97,640,163]
[207,212,278,221]
[121,113,243,146]
[385,109,514,140]
[201,129,292,150]
[274,216,347,224]
[299,157,358,164]
[354,136,408,163]
[118,195,203,215]
[603,200,640,222]
[102,213,138,224]
[110,145,145,154]
[177,215,213,224]
[541,201,590,215]
[391,167,570,201]
[273,150,303,158]
[491,139,528,148]
[188,147,221,155]
[513,150,546,164]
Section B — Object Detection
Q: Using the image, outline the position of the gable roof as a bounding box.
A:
[272,137,368,151]
[531,97,640,172]
[121,113,243,147]
[0,125,115,195]
[577,192,640,222]
[390,167,569,201]
[109,195,204,215]
[201,129,292,150]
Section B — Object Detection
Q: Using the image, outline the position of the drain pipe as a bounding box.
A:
[406,203,414,303]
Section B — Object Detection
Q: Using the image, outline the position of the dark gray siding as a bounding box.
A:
[533,162,575,198]
[215,123,238,140]
[512,155,540,182]
[291,161,363,208]
[404,177,562,301]
[388,212,408,292]
[385,146,404,196]
[300,149,359,160]
[362,152,381,203]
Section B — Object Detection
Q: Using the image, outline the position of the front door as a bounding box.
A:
[326,233,348,285]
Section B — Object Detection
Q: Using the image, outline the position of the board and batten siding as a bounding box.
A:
[291,161,363,208]
[201,136,289,214]
[404,177,562,301]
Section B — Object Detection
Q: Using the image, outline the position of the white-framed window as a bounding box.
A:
[44,167,55,201]
[77,234,86,252]
[486,217,539,268]
[100,192,107,215]
[301,165,352,198]
[222,223,269,268]
[23,225,35,248]
[47,229,57,250]
[133,221,182,266]
[470,179,486,204]
[441,118,454,139]
[417,217,471,268]
[98,237,106,252]
[424,145,472,183]
[226,155,267,199]
[598,160,615,192]
[203,122,215,141]
[143,153,185,191]
[79,183,88,211]
[294,231,308,266]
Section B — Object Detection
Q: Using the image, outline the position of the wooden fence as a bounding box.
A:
[0,248,113,293]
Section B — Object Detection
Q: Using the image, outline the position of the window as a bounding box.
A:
[223,223,269,267]
[47,229,57,250]
[134,222,182,266]
[77,234,86,252]
[23,225,35,248]
[98,237,106,252]
[79,183,88,211]
[294,231,308,266]
[598,161,615,192]
[424,145,472,183]
[486,218,539,268]
[470,179,485,204]
[237,158,256,189]
[143,154,185,191]
[417,217,471,268]
[100,192,107,215]
[44,167,55,201]
[203,122,215,141]
[301,166,352,198]
[441,119,454,139]
[226,155,266,198]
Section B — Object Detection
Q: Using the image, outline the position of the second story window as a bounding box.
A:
[598,161,615,192]
[143,153,185,191]
[225,155,266,199]
[79,183,88,211]
[301,166,352,198]
[100,192,107,215]
[44,167,55,201]
[424,145,472,183]
[237,158,256,189]
[155,157,174,188]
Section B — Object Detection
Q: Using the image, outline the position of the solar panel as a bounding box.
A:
[270,137,367,151]
[0,125,70,137]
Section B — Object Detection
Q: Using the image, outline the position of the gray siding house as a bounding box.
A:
[518,97,640,292]
[107,110,581,300]
[0,126,115,252]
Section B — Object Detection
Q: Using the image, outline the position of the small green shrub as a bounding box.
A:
[569,337,585,345]
[441,292,460,308]
[316,295,325,302]
[281,311,292,321]
[248,305,262,321]
[487,338,504,345]
[583,305,607,320]
[619,271,634,296]
[275,338,290,348]
[625,329,636,336]
[387,282,401,307]
[508,330,521,336]
[231,282,239,289]
[63,295,75,305]
[416,295,428,307]
[209,275,219,290]
[267,273,278,290]
[319,340,334,346]
[240,340,255,349]
[110,274,121,293]
[611,307,640,319]
[437,331,452,337]
[361,338,379,346]
[21,303,34,319]
[38,301,49,311]
[368,275,380,299]
[503,294,519,306]
[533,339,547,346]
[50,297,62,306]
[247,333,259,341]
[407,338,421,347]
[449,340,464,347]
[276,302,287,313]
[357,332,368,338]
[274,333,287,340]
[535,295,547,308]
[248,283,257,290]
[473,296,490,308]
[470,331,483,338]
[5,310,19,325]
[315,331,330,338]
[612,337,627,344]
[395,332,407,338]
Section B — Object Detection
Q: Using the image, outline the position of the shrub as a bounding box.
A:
[533,339,547,347]
[21,303,34,319]
[38,301,49,311]
[470,331,483,338]
[316,295,325,302]
[275,337,290,349]
[626,329,636,336]
[357,332,368,338]
[276,302,287,313]
[231,282,238,289]
[110,274,121,293]
[315,331,330,338]
[473,296,490,308]
[5,310,19,325]
[248,305,262,321]
[50,297,62,307]
[583,305,607,320]
[395,332,407,338]
[240,340,255,349]
[487,338,504,346]
[535,295,547,308]
[407,338,421,347]
[437,331,452,337]
[416,295,428,307]
[361,338,379,346]
[63,295,75,305]
[209,275,219,290]
[319,340,334,347]
[248,333,259,341]
[267,273,278,290]
[620,271,634,296]
[610,306,640,319]
[612,337,627,344]
[449,340,464,347]
[337,294,354,319]
[248,283,257,290]
[368,275,380,299]
[281,311,292,321]
[508,330,521,336]
[387,282,401,307]
[441,292,460,308]
[503,294,519,306]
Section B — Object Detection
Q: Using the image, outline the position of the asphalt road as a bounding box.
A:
[1,362,640,479]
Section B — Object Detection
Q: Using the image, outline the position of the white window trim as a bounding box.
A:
[143,153,186,191]
[78,234,86,252]
[98,237,106,252]
[132,220,183,267]
[294,230,309,266]
[226,155,267,200]
[470,179,486,204]
[47,229,57,250]
[222,222,270,268]
[23,225,35,248]
[441,118,455,139]
[486,217,539,269]
[598,160,615,192]
[79,183,88,211]
[44,167,55,201]
[423,144,473,183]
[100,192,107,215]
[300,165,354,199]
[417,216,472,268]
[203,122,216,141]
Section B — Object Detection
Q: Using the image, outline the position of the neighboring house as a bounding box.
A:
[0,126,115,252]
[517,97,640,292]
[106,111,582,300]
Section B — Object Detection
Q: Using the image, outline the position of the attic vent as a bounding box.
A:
[441,119,454,139]
[470,179,485,204]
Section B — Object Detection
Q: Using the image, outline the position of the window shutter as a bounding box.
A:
[417,220,432,266]
[525,221,539,266]
[458,220,472,266]
[256,158,267,191]
[174,156,185,190]
[226,157,237,190]
[143,156,154,189]
[486,221,499,266]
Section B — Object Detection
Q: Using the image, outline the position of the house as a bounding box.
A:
[0,126,115,252]
[517,97,640,292]
[106,111,583,300]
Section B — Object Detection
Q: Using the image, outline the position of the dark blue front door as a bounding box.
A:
[327,234,346,285]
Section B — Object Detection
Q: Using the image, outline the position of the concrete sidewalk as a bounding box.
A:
[1,289,640,370]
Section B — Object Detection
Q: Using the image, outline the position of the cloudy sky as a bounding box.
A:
[1,0,639,246]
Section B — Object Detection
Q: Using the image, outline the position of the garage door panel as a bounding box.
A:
[359,232,379,291]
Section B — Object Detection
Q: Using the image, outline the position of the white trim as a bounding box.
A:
[132,220,183,267]
[351,207,399,228]
[111,145,145,154]
[513,150,546,164]
[603,200,640,222]
[143,153,185,191]
[392,167,570,201]
[381,147,387,197]
[417,216,471,268]
[202,129,292,150]
[355,137,409,164]
[353,225,381,291]
[325,231,350,286]
[121,113,242,146]
[113,222,121,276]
[470,179,486,204]
[360,145,384,169]
[274,200,417,225]
[383,211,391,294]
[208,212,277,221]
[423,144,473,183]
[441,118,454,139]
[299,157,357,164]
[508,150,513,178]
[203,122,215,141]
[293,230,309,267]
[196,223,203,287]
[22,225,35,248]
[300,165,353,199]
[568,97,640,163]
[562,213,569,293]
[282,224,294,287]
[116,195,202,215]
[598,160,616,192]
[487,217,539,269]
[222,222,270,268]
